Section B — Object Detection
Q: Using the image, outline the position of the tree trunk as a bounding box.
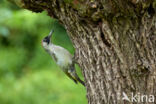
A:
[13,0,156,104]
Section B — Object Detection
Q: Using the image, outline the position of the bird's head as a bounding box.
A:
[42,30,54,48]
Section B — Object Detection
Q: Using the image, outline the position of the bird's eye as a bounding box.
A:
[43,37,50,44]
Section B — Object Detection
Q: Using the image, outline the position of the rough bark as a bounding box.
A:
[11,0,156,104]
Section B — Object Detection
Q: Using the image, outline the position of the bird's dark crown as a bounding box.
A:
[43,36,50,44]
[42,29,54,45]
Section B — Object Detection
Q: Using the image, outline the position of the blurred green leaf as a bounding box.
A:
[0,8,12,23]
[0,26,10,37]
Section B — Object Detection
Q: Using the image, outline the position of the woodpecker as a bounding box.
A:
[42,30,85,86]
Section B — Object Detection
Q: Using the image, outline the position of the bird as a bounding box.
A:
[42,30,85,86]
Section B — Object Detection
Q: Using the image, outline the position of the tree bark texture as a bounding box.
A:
[17,0,156,104]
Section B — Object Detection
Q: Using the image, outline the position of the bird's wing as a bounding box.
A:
[65,71,78,84]
[51,53,57,62]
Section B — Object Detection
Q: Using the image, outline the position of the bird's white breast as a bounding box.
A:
[49,45,73,68]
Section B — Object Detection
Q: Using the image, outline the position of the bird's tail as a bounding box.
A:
[77,77,85,86]
[69,65,85,86]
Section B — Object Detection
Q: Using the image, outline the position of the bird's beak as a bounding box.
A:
[48,30,54,39]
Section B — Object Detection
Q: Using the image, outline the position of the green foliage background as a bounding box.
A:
[0,1,87,104]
